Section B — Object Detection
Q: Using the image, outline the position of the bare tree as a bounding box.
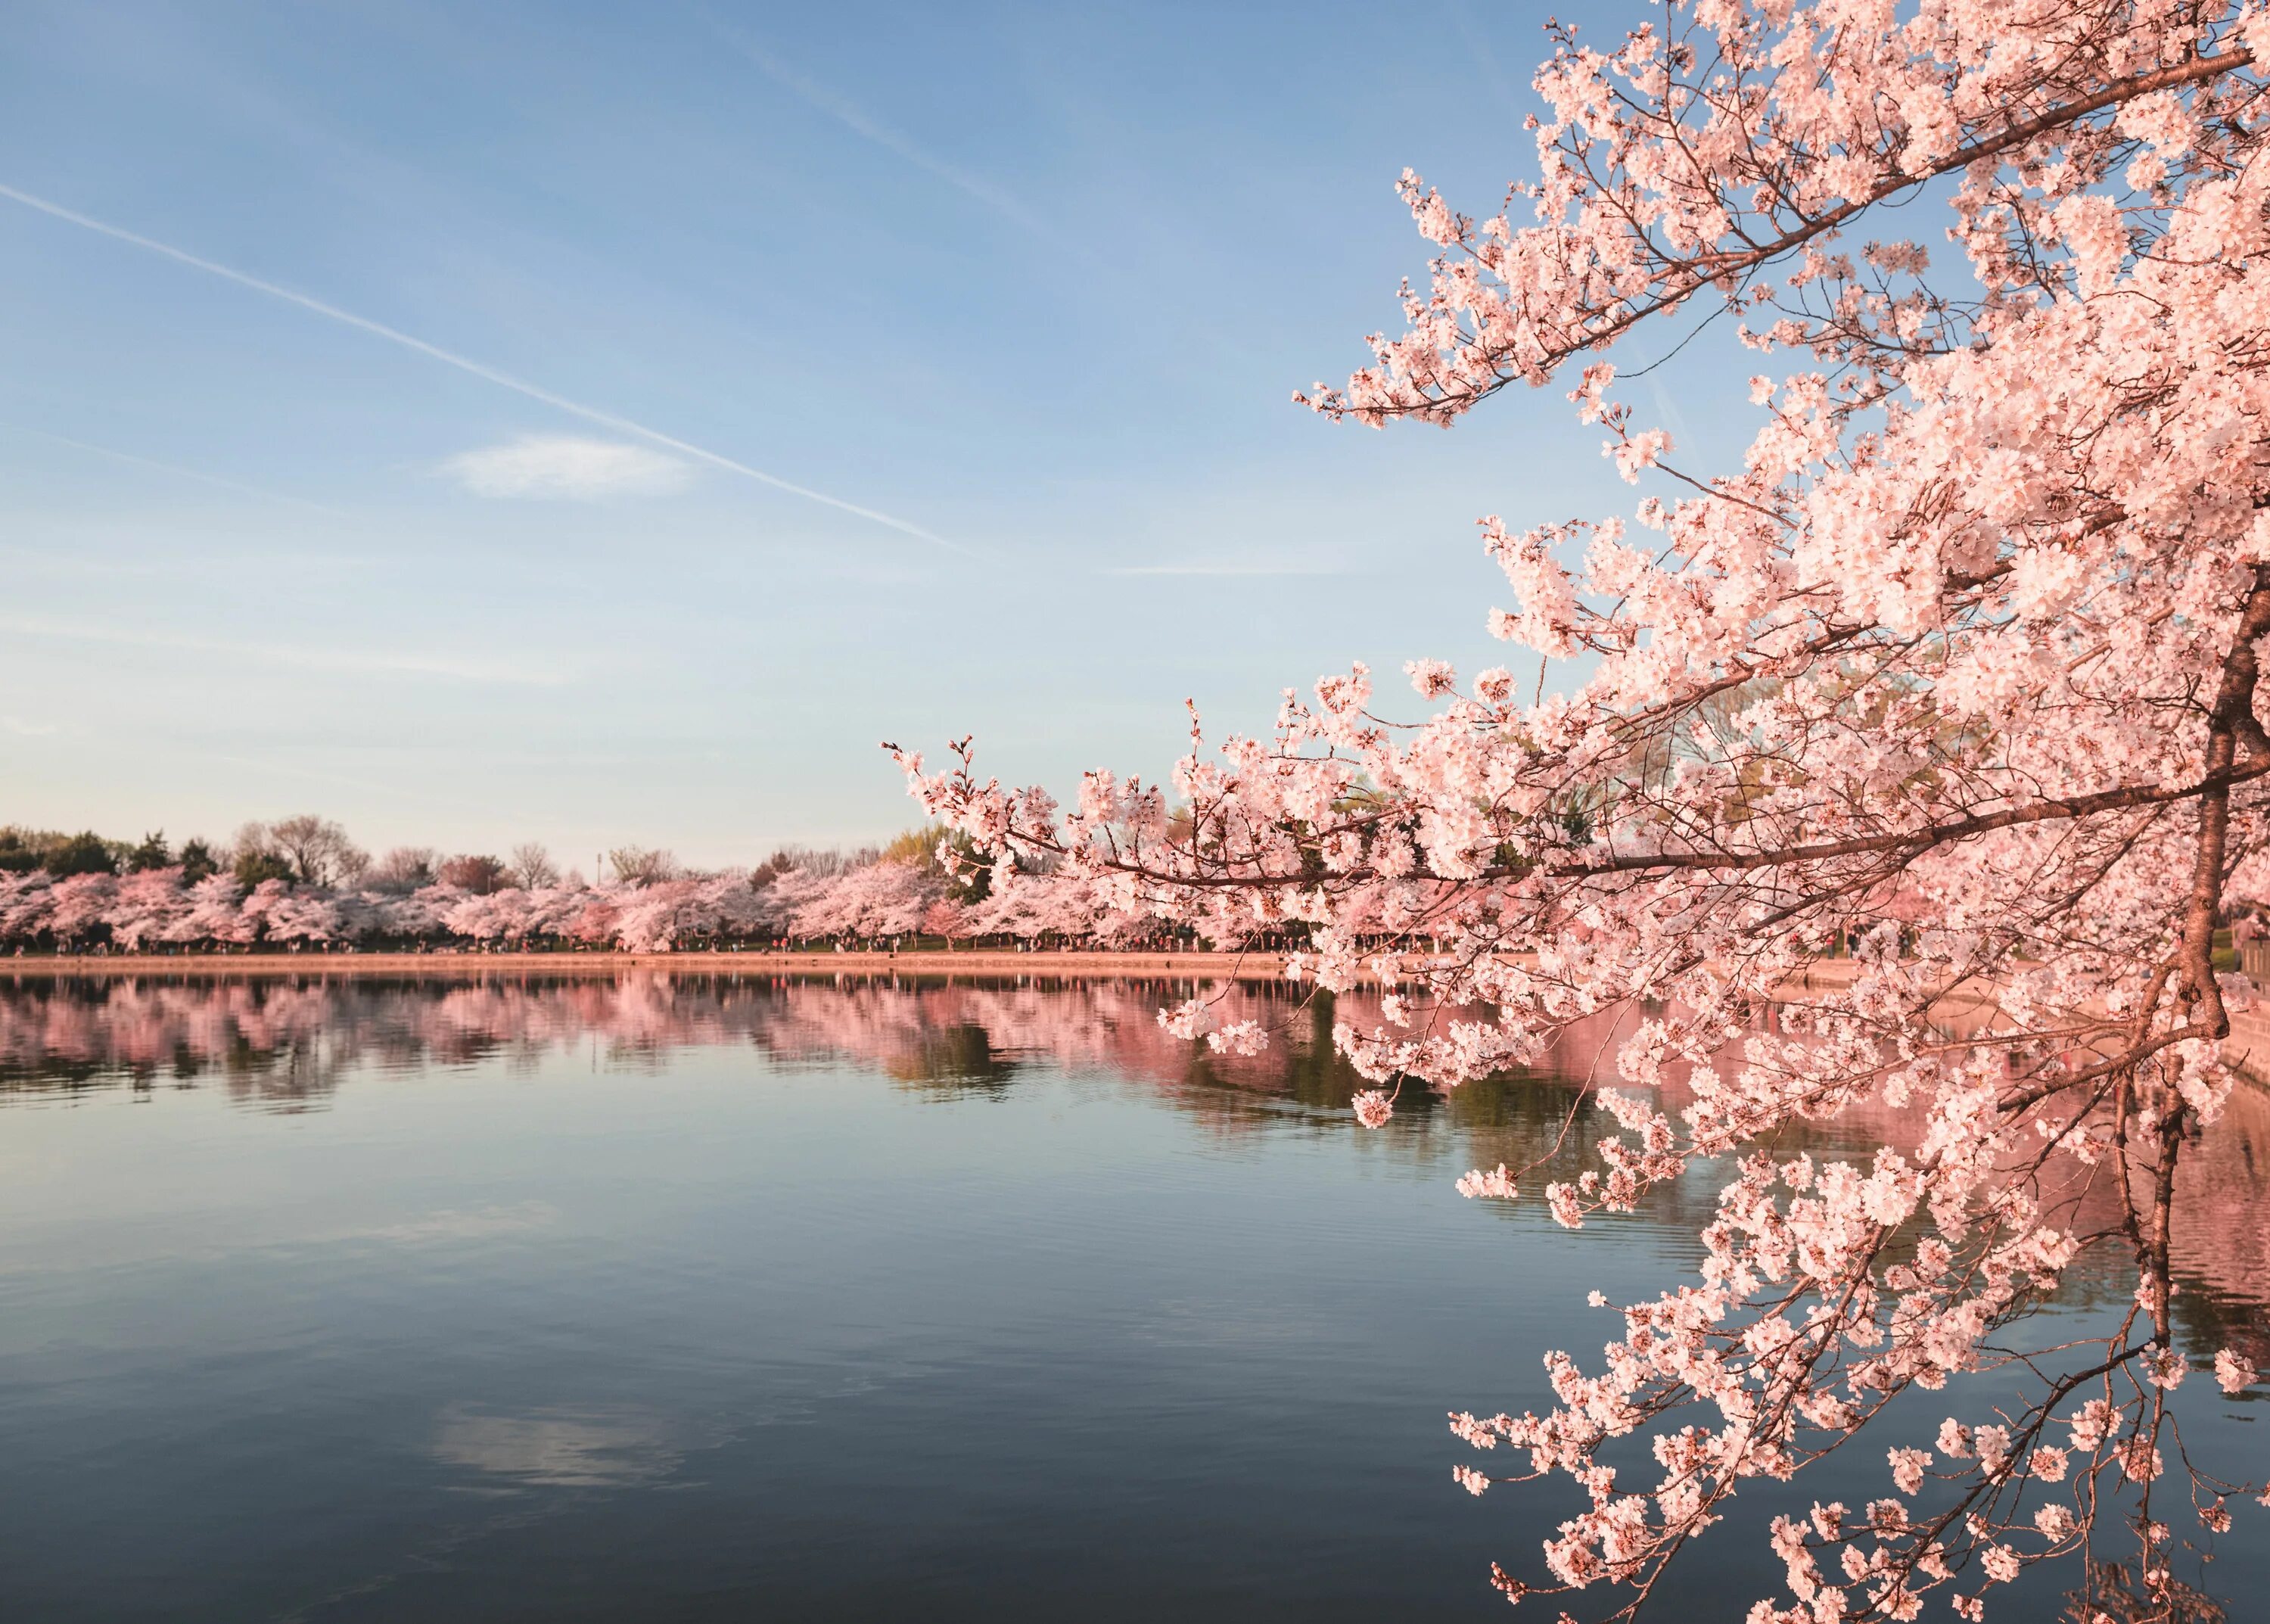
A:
[753,843,876,881]
[365,846,439,894]
[230,821,274,866]
[508,842,560,890]
[266,815,368,888]
[606,845,679,887]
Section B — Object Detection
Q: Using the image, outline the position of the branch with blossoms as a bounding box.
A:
[894,4,2270,1616]
[1290,11,2268,428]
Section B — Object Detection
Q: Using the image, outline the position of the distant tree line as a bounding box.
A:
[0,814,1224,955]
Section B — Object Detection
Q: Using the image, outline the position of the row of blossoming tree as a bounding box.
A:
[0,847,1185,954]
[891,2,2270,1618]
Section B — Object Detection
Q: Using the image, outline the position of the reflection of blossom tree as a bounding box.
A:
[6,977,2270,1306]
[2060,1556,2228,1624]
[3,975,2265,1618]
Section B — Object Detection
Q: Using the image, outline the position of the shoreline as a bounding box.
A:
[0,948,1293,980]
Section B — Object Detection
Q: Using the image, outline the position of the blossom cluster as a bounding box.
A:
[0,857,1167,955]
[894,2,2270,1615]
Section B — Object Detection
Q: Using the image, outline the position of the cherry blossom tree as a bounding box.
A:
[527,882,602,942]
[561,886,623,949]
[372,883,475,944]
[106,866,189,950]
[167,874,253,948]
[752,866,832,941]
[699,872,772,942]
[0,872,56,944]
[437,884,540,945]
[896,5,2270,1616]
[0,863,815,954]
[786,858,941,942]
[0,832,1020,956]
[44,872,117,948]
[261,885,344,947]
[234,879,296,944]
[329,888,391,944]
[922,895,972,947]
[611,877,717,952]
[959,866,1146,946]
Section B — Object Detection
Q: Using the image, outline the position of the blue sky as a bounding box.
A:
[0,0,1735,867]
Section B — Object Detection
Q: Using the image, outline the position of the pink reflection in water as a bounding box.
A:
[5,971,2268,1329]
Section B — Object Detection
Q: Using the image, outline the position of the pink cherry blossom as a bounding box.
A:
[1351,1088,1394,1128]
[2214,1348,2257,1395]
[889,4,2270,1613]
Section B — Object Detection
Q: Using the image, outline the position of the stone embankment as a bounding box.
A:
[2222,1006,2270,1084]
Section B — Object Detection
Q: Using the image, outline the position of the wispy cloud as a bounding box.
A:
[443,434,692,499]
[1,424,347,515]
[720,29,1067,250]
[0,182,964,552]
[0,616,570,686]
[1102,560,1354,577]
[1,716,61,738]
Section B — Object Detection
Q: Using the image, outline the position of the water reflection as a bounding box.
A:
[0,972,2266,1620]
[0,972,1448,1122]
[430,1405,687,1491]
[7,970,2270,1335]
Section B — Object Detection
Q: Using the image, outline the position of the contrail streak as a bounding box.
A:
[0,181,962,551]
[719,28,1069,252]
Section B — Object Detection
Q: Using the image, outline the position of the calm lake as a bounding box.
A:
[1,972,2264,1622]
